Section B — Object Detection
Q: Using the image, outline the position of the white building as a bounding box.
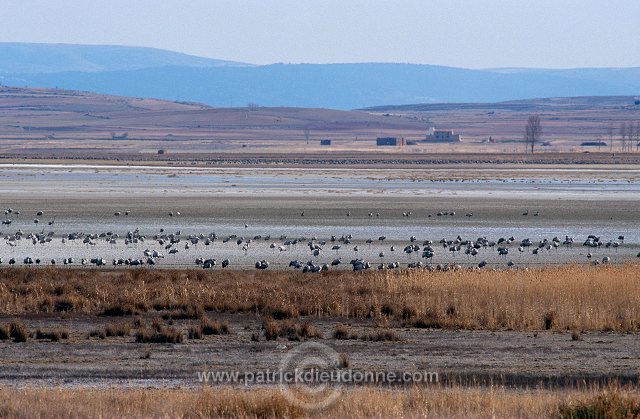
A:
[425,129,462,142]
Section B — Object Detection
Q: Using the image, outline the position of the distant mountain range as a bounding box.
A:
[1,43,640,109]
[0,42,249,73]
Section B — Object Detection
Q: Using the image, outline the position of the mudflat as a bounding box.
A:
[0,313,637,389]
[0,163,638,268]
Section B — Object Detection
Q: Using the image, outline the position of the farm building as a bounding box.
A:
[425,129,462,142]
[376,137,397,146]
[580,141,607,148]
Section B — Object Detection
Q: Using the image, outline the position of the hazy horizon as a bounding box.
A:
[2,0,640,69]
[5,41,640,71]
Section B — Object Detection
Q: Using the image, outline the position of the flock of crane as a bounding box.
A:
[0,207,638,271]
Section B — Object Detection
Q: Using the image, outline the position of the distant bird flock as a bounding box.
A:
[0,207,637,271]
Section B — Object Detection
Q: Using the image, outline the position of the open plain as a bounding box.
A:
[1,88,639,417]
[0,157,638,417]
[2,86,640,158]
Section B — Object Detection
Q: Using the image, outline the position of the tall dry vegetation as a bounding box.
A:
[0,385,638,418]
[0,265,638,331]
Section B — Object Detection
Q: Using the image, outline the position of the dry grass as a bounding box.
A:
[200,318,230,336]
[558,389,640,418]
[337,352,350,369]
[333,324,357,340]
[88,329,106,339]
[89,321,132,339]
[0,265,639,331]
[263,319,323,341]
[104,321,132,337]
[135,324,184,344]
[187,326,202,340]
[4,320,29,343]
[0,385,638,418]
[161,304,205,320]
[0,324,10,340]
[571,329,582,341]
[34,329,69,341]
[99,305,139,317]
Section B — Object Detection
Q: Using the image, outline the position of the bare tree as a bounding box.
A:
[606,124,615,153]
[627,123,635,152]
[620,122,628,152]
[524,115,543,153]
[303,127,311,145]
[629,122,639,152]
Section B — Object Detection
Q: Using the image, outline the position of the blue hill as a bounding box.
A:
[1,43,639,109]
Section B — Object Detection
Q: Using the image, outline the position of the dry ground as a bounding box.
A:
[0,266,638,392]
[2,86,640,158]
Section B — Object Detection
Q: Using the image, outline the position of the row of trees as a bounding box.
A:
[606,122,640,152]
[524,115,640,153]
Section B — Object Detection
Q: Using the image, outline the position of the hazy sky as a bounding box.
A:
[2,0,640,68]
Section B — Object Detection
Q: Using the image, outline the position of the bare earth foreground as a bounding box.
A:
[0,265,638,417]
[0,161,638,417]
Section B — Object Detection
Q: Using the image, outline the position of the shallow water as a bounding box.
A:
[1,165,639,198]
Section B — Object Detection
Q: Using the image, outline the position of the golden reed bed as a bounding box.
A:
[0,264,638,331]
[0,385,639,418]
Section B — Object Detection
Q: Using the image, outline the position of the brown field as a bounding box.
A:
[1,385,639,418]
[1,265,639,332]
[2,86,640,159]
[367,96,640,151]
[0,86,427,157]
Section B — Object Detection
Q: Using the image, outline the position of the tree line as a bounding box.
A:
[611,122,640,152]
[524,115,640,153]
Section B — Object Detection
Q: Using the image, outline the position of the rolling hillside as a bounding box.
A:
[1,43,640,109]
[0,86,638,159]
[0,42,249,74]
[0,86,427,142]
